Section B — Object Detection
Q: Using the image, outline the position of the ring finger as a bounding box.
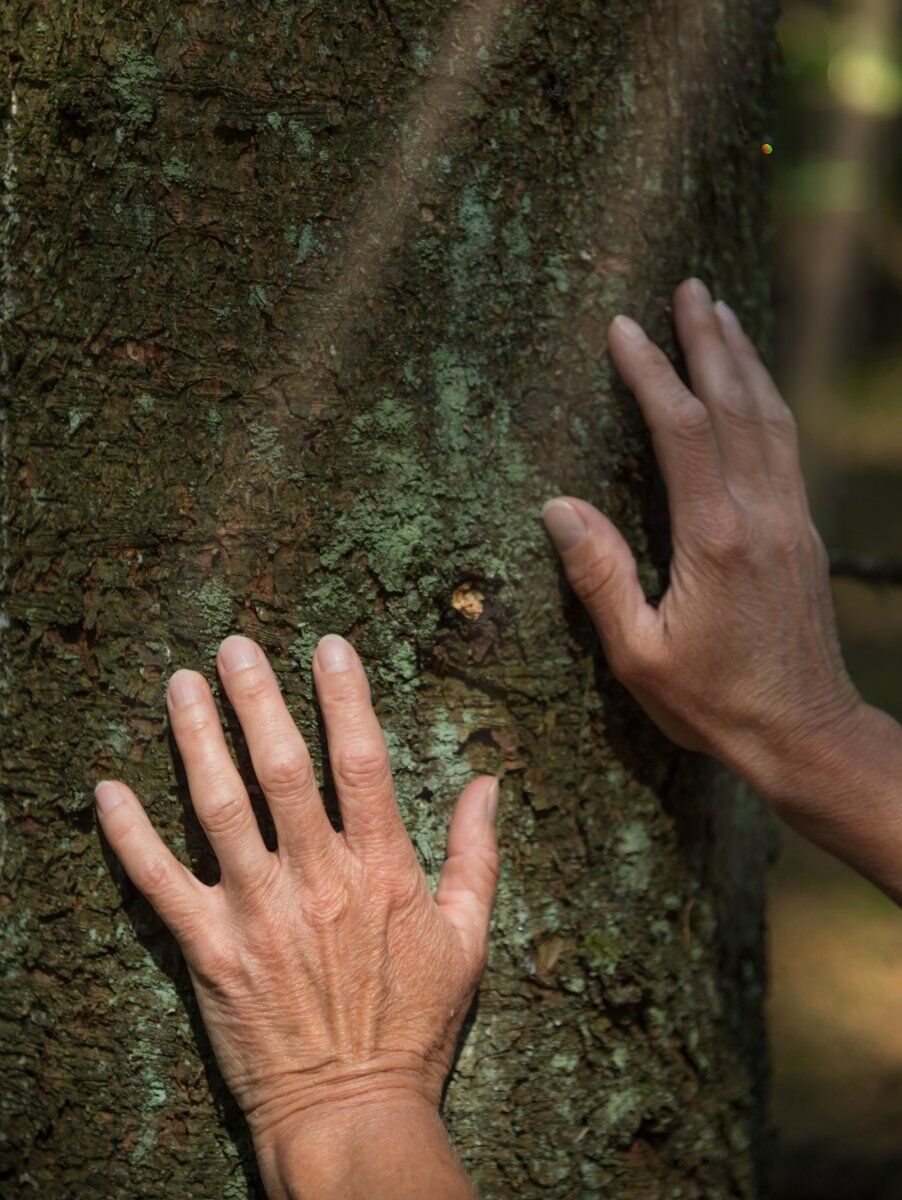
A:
[673,278,774,502]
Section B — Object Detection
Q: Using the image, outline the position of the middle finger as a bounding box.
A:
[673,278,773,502]
[216,635,340,876]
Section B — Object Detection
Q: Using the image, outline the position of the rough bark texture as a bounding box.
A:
[1,2,778,1197]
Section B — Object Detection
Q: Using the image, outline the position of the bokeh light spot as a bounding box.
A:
[828,46,902,118]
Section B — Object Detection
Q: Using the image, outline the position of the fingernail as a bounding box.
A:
[541,499,589,552]
[688,277,711,303]
[316,634,354,674]
[485,778,500,823]
[95,781,124,815]
[167,669,205,709]
[218,635,261,674]
[611,314,647,343]
[714,299,741,332]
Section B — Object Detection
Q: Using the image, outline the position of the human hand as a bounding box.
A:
[542,280,902,902]
[95,634,499,1198]
[543,278,860,778]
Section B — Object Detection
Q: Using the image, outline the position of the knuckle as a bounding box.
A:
[304,878,352,928]
[473,843,501,889]
[258,744,315,799]
[634,344,681,391]
[109,812,141,843]
[175,709,216,739]
[191,933,234,984]
[335,739,392,796]
[636,341,670,376]
[704,503,750,560]
[131,859,213,956]
[765,507,805,559]
[763,407,798,442]
[568,552,618,608]
[136,856,170,893]
[230,670,271,706]
[200,790,252,838]
[668,395,711,441]
[718,381,756,424]
[325,677,371,709]
[382,866,425,910]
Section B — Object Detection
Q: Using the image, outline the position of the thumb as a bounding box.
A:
[541,497,651,662]
[435,775,500,971]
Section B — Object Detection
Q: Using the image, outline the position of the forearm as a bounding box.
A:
[729,702,902,903]
[253,1096,478,1200]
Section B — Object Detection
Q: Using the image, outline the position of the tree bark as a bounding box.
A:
[2,2,777,1196]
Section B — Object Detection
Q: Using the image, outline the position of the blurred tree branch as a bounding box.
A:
[829,551,902,586]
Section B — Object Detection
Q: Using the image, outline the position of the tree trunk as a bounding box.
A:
[2,2,777,1196]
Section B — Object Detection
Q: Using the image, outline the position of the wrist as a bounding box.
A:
[733,694,874,816]
[253,1092,474,1200]
[729,698,902,902]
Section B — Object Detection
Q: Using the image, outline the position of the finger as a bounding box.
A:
[607,314,728,538]
[435,776,500,969]
[216,636,339,874]
[95,780,208,950]
[166,669,271,885]
[541,497,660,676]
[312,635,411,860]
[714,300,809,516]
[673,278,772,499]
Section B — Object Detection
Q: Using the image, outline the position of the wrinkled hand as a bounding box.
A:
[95,634,499,1164]
[542,278,862,800]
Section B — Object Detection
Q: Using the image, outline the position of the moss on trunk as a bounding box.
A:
[2,1,777,1196]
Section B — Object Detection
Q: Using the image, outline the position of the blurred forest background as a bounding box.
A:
[769,1,902,1197]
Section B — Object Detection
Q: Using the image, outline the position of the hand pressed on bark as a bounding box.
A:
[543,277,902,902]
[95,634,499,1200]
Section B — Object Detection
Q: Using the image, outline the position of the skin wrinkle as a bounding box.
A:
[102,278,889,1200]
[97,631,499,1198]
[546,283,902,904]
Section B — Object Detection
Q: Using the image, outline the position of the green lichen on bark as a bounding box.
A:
[2,1,777,1196]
